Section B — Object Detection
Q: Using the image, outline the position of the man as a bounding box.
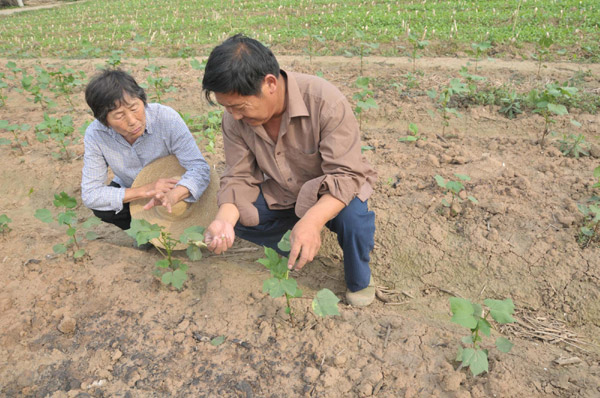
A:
[82,69,210,231]
[202,34,377,307]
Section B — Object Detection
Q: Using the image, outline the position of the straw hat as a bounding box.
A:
[130,155,219,250]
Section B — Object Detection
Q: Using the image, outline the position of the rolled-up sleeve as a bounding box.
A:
[81,130,126,212]
[217,116,264,226]
[164,108,211,202]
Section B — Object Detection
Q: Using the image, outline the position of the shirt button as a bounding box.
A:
[277,152,281,155]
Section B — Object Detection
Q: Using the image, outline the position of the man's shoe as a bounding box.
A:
[346,276,376,307]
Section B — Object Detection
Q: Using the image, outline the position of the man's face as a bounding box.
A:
[214,78,277,127]
[106,93,146,143]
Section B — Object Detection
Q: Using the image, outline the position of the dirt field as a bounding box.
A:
[1,55,599,397]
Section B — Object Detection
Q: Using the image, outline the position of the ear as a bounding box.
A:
[263,74,278,94]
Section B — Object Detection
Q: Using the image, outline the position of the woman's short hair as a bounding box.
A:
[85,69,147,126]
[202,34,280,104]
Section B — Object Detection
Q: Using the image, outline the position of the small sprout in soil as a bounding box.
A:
[0,72,7,107]
[0,120,30,155]
[427,78,468,136]
[532,34,553,79]
[35,114,78,161]
[21,71,56,111]
[126,219,206,290]
[498,91,523,119]
[302,29,325,64]
[435,173,478,215]
[141,64,177,103]
[469,40,491,72]
[105,50,124,68]
[180,109,223,153]
[49,65,86,108]
[0,214,12,233]
[557,131,589,159]
[578,201,600,249]
[398,122,424,143]
[529,82,577,148]
[407,31,429,74]
[344,28,378,76]
[353,76,378,131]
[34,192,101,260]
[257,231,340,327]
[450,297,515,376]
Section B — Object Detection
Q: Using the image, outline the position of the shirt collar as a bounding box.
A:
[281,70,309,119]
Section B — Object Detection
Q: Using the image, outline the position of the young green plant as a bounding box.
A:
[126,219,206,290]
[398,122,423,143]
[427,78,468,136]
[258,231,340,327]
[34,192,101,259]
[407,31,429,74]
[0,214,11,233]
[450,297,515,376]
[142,64,177,103]
[529,83,578,147]
[558,131,589,159]
[0,120,30,155]
[353,76,378,130]
[470,40,491,72]
[533,34,553,79]
[435,173,478,215]
[302,30,325,64]
[344,29,379,76]
[49,65,86,108]
[180,109,223,153]
[35,114,78,160]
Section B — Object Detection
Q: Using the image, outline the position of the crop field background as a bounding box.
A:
[1,0,600,397]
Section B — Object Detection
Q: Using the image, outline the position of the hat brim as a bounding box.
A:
[129,155,219,250]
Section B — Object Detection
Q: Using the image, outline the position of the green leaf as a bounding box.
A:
[53,192,77,208]
[170,268,187,289]
[312,288,340,317]
[496,337,514,353]
[34,208,53,223]
[66,227,76,236]
[462,348,489,376]
[454,174,471,181]
[263,278,285,298]
[156,259,170,269]
[461,335,474,344]
[434,175,446,188]
[456,345,464,361]
[277,230,291,252]
[0,138,11,145]
[186,244,202,261]
[57,210,76,226]
[445,181,464,195]
[179,225,205,244]
[85,231,98,241]
[483,298,515,324]
[477,318,492,337]
[210,335,226,346]
[441,198,451,207]
[126,219,161,245]
[398,136,418,142]
[467,196,478,204]
[73,249,86,259]
[593,166,600,179]
[280,278,299,296]
[0,214,11,224]
[53,243,67,254]
[449,297,477,329]
[81,216,101,229]
[547,103,568,116]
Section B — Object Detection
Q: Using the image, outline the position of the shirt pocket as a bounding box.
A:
[286,148,322,182]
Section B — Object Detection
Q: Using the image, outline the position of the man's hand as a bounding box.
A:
[205,219,235,254]
[288,218,322,271]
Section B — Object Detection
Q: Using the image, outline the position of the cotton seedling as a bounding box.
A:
[529,83,578,148]
[470,41,491,72]
[21,72,55,110]
[34,192,101,259]
[408,32,429,74]
[0,120,30,155]
[499,91,523,119]
[105,50,124,68]
[450,297,515,376]
[257,231,340,327]
[398,123,423,143]
[435,174,478,215]
[142,64,177,103]
[126,219,206,290]
[427,78,468,136]
[558,131,589,159]
[35,114,78,161]
[0,73,7,107]
[532,35,553,79]
[344,29,378,76]
[353,76,378,130]
[181,109,223,153]
[0,214,11,233]
[49,66,86,108]
[302,30,325,64]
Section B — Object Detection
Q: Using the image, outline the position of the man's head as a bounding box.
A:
[85,69,147,127]
[202,34,280,102]
[202,34,284,126]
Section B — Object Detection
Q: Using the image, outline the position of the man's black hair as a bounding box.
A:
[85,69,147,126]
[202,34,280,104]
